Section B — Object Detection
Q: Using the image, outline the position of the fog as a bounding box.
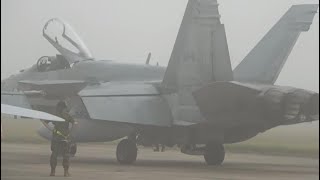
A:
[1,0,319,92]
[1,2,319,177]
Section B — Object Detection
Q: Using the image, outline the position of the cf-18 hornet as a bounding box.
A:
[2,0,318,165]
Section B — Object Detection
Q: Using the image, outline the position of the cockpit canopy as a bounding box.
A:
[43,18,93,64]
[34,18,94,72]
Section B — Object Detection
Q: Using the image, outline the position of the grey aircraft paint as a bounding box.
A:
[1,0,319,165]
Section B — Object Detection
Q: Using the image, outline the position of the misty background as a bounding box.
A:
[1,0,319,154]
[1,0,319,93]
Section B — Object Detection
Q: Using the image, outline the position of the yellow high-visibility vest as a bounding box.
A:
[53,129,69,139]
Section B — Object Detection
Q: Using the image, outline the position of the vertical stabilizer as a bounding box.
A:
[234,5,318,84]
[161,0,233,125]
[162,0,233,92]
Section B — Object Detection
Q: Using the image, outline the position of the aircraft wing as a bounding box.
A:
[79,82,173,127]
[3,80,172,126]
[18,80,87,97]
[1,104,64,122]
[2,80,87,119]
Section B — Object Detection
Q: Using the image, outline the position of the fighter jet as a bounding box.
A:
[1,0,318,165]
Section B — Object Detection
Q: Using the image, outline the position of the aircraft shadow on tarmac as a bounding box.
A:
[71,156,316,174]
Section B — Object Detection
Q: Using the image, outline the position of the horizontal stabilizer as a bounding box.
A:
[193,81,319,126]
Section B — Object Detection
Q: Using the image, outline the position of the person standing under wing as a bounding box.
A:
[42,101,77,177]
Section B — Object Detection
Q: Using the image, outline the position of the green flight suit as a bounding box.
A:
[50,111,75,171]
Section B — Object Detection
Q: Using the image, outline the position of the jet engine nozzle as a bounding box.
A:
[302,93,319,120]
[262,88,319,124]
[193,81,319,128]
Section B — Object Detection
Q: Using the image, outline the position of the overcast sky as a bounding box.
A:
[1,0,319,91]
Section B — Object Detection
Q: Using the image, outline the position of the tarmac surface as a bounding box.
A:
[1,143,319,180]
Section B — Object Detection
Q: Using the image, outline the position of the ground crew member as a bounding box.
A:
[42,101,77,177]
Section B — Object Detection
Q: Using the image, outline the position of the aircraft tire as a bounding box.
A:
[116,139,137,164]
[204,143,225,165]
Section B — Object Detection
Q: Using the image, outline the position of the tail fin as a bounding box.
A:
[162,0,233,92]
[233,4,318,84]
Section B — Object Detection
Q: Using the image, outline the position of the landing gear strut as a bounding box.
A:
[116,139,137,164]
[204,143,225,165]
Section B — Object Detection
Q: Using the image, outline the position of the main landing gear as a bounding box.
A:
[204,143,225,165]
[115,138,225,165]
[116,139,138,164]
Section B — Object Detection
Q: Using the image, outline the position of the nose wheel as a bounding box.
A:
[204,143,225,165]
[116,139,138,164]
